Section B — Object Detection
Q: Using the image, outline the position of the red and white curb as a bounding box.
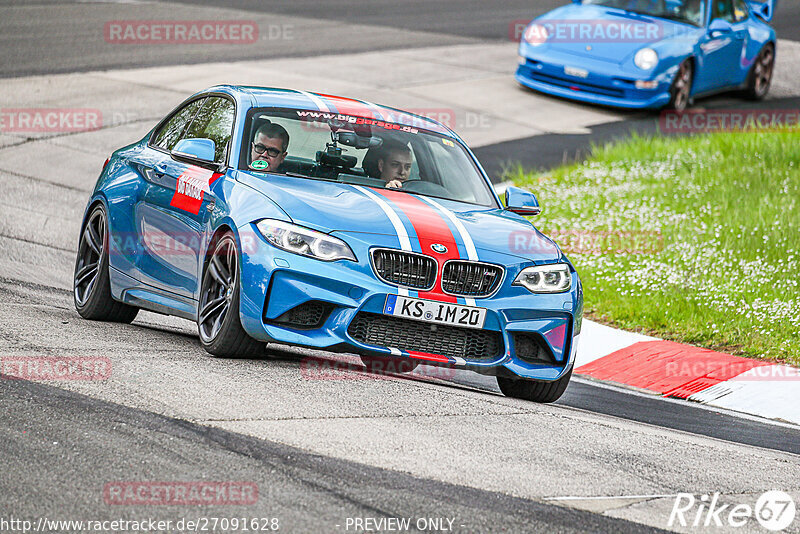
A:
[575,320,800,426]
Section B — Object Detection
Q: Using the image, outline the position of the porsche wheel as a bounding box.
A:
[360,355,419,374]
[74,204,138,323]
[745,43,775,101]
[666,60,693,112]
[496,367,572,403]
[198,232,263,358]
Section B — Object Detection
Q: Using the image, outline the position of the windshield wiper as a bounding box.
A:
[284,171,339,182]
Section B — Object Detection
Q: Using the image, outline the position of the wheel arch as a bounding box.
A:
[201,222,238,277]
[77,195,112,263]
[684,55,698,94]
[79,195,109,233]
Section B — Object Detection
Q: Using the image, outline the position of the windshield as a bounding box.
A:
[583,0,706,26]
[237,108,499,208]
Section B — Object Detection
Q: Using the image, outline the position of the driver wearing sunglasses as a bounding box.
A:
[249,122,290,172]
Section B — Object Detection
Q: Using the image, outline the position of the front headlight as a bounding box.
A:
[256,219,356,262]
[523,24,549,46]
[513,264,572,293]
[634,48,659,70]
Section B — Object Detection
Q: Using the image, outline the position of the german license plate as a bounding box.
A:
[565,66,589,78]
[383,295,486,329]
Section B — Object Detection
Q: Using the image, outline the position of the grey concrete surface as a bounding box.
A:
[0,1,479,78]
[1,377,660,534]
[1,279,799,532]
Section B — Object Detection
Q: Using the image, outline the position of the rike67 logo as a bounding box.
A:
[669,491,796,531]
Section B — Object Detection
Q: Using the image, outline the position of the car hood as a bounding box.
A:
[236,171,561,263]
[535,4,693,64]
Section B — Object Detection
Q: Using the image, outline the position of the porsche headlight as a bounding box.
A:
[513,264,572,293]
[523,23,549,46]
[256,219,356,262]
[634,48,659,70]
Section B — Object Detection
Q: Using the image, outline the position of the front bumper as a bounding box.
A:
[236,226,583,381]
[515,49,674,110]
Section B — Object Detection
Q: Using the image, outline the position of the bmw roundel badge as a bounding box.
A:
[431,244,448,254]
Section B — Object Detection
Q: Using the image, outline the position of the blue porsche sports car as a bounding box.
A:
[516,0,777,110]
[74,86,582,402]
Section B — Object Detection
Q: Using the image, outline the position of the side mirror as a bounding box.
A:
[504,186,541,216]
[747,0,775,23]
[172,138,216,164]
[708,18,734,37]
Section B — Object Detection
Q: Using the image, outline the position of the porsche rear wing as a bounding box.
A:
[747,0,777,22]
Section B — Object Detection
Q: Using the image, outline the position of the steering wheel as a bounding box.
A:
[400,180,451,197]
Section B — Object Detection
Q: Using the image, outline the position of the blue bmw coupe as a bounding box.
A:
[516,0,777,110]
[74,86,582,402]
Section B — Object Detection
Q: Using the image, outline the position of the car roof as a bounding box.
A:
[202,85,455,137]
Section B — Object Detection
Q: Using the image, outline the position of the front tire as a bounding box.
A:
[198,232,263,358]
[665,60,694,112]
[496,367,573,403]
[74,204,138,323]
[745,43,775,101]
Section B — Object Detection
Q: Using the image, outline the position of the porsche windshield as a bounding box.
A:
[237,108,498,208]
[584,0,706,26]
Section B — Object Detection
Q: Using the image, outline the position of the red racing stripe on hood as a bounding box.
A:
[376,189,460,303]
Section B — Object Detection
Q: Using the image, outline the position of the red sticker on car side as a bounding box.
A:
[169,167,222,215]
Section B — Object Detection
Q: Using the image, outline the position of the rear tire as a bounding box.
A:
[496,367,573,403]
[745,43,775,101]
[360,354,419,374]
[665,60,694,112]
[198,232,263,358]
[74,204,138,323]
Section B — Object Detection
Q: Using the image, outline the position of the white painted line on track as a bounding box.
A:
[544,494,679,501]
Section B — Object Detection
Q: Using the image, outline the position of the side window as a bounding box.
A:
[732,0,749,21]
[182,97,235,163]
[713,0,736,22]
[152,98,204,152]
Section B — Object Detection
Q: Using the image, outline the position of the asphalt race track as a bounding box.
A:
[1,1,799,532]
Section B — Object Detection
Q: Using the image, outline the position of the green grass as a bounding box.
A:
[508,129,800,366]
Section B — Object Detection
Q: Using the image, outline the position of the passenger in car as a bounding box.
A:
[250,122,289,172]
[376,141,413,189]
